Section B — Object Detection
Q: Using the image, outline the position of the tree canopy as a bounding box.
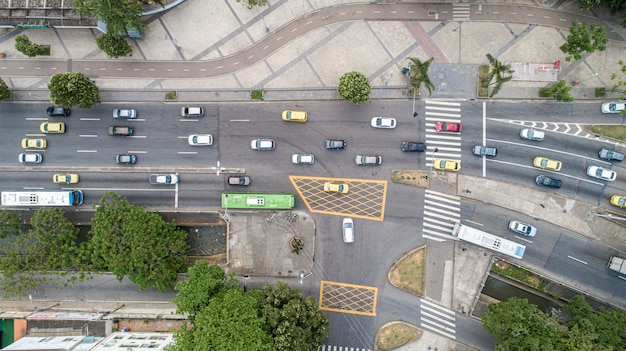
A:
[261,282,329,351]
[87,191,188,291]
[407,56,435,96]
[96,33,132,58]
[0,78,10,101]
[564,20,608,61]
[337,71,371,105]
[485,54,514,97]
[236,0,268,9]
[482,296,626,351]
[0,208,85,297]
[14,34,46,57]
[48,72,100,109]
[544,80,574,102]
[73,0,147,36]
[580,0,626,27]
[609,59,626,101]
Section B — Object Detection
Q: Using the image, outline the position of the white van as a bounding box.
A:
[181,106,204,117]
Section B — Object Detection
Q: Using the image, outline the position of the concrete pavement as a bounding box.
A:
[1,0,626,350]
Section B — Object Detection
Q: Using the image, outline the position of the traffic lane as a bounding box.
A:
[463,100,618,124]
[545,233,626,307]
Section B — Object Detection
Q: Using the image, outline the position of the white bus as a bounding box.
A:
[1,190,84,207]
[451,223,526,259]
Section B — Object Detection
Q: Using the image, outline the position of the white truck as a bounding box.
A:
[149,174,178,185]
[608,256,626,274]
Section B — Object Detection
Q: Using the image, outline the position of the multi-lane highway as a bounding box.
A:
[2,100,625,350]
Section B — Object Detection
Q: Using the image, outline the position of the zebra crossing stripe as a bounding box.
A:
[425,190,461,200]
[423,228,453,238]
[318,345,371,351]
[424,100,461,107]
[424,200,461,212]
[424,114,461,120]
[426,140,462,147]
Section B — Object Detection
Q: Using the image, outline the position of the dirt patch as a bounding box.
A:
[391,169,429,188]
[389,247,425,296]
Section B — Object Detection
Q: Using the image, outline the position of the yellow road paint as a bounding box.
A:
[319,280,378,316]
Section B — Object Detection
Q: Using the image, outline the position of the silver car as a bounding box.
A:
[113,109,137,119]
[18,153,42,164]
[342,218,354,243]
[508,220,537,237]
[291,154,314,164]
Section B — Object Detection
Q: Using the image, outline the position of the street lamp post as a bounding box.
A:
[299,270,313,284]
[429,147,439,173]
[573,72,598,86]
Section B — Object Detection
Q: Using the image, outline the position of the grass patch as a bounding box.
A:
[477,64,489,98]
[559,43,568,54]
[590,125,626,141]
[165,91,177,101]
[538,87,551,98]
[595,87,606,98]
[491,258,548,291]
[376,322,422,351]
[251,89,264,100]
[40,45,50,56]
[389,247,425,296]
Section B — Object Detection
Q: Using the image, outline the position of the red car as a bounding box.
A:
[435,121,462,133]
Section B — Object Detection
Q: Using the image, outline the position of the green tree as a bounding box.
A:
[74,0,146,36]
[96,33,132,58]
[609,59,626,101]
[337,71,371,105]
[407,57,435,96]
[563,295,626,350]
[171,286,274,351]
[173,262,235,322]
[565,21,608,61]
[544,80,574,102]
[14,34,45,57]
[0,208,85,297]
[48,72,100,109]
[0,210,21,239]
[484,54,514,97]
[261,282,329,351]
[580,0,626,27]
[236,0,268,9]
[87,191,188,291]
[0,77,10,101]
[482,297,565,351]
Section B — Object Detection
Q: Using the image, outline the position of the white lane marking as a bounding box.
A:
[464,219,484,226]
[77,150,97,153]
[178,151,198,155]
[23,187,45,190]
[26,117,48,120]
[79,134,98,137]
[482,101,487,177]
[127,150,147,153]
[129,135,147,138]
[487,159,604,185]
[230,119,250,122]
[567,255,588,265]
[80,118,100,121]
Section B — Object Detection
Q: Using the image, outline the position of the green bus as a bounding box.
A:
[221,192,296,209]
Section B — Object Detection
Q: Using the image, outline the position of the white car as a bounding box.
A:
[371,117,396,129]
[508,220,537,237]
[18,153,42,164]
[188,134,213,146]
[342,218,354,243]
[586,166,616,181]
[250,139,275,150]
[601,102,626,114]
[520,128,544,141]
[291,154,314,164]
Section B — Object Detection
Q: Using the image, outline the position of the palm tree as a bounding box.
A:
[407,57,435,96]
[485,54,514,97]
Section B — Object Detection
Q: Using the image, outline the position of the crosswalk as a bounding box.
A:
[424,100,462,167]
[452,4,470,21]
[318,345,371,351]
[420,299,456,340]
[422,190,461,242]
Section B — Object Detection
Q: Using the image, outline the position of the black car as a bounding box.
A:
[116,154,137,164]
[46,106,71,117]
[325,139,346,150]
[535,175,561,188]
[401,141,426,152]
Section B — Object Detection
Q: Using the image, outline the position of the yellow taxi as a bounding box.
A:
[40,121,66,134]
[323,182,349,194]
[433,159,461,172]
[610,195,626,209]
[533,157,562,171]
[282,110,307,122]
[21,138,47,149]
[53,173,80,184]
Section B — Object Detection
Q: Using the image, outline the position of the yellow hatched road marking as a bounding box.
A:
[290,176,387,221]
[319,280,378,316]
